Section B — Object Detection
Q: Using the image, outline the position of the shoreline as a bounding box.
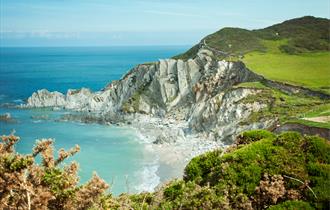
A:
[128,113,225,192]
[1,105,225,193]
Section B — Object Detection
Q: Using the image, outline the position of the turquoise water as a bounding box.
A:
[0,46,188,194]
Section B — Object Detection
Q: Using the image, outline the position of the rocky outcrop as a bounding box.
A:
[188,87,275,143]
[27,89,65,107]
[0,113,15,123]
[24,48,275,144]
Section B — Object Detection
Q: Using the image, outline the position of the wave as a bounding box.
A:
[132,135,161,193]
[134,163,160,193]
[13,99,24,104]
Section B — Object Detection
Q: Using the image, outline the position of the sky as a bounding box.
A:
[0,0,329,47]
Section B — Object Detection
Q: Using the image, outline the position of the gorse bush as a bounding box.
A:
[268,200,314,210]
[0,134,108,210]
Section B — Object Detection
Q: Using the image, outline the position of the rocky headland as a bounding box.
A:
[22,47,281,176]
[25,48,276,140]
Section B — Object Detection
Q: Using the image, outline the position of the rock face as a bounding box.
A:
[25,48,274,143]
[27,89,65,107]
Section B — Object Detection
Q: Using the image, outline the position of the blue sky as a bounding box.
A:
[1,0,329,46]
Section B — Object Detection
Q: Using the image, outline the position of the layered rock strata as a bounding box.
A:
[25,48,275,143]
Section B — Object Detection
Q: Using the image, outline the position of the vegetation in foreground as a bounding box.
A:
[0,134,108,210]
[1,130,329,209]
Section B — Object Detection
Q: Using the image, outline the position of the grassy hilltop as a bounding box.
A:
[174,16,330,94]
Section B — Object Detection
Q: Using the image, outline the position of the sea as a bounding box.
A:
[0,46,189,195]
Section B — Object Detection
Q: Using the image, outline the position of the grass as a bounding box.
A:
[295,103,330,129]
[287,119,330,129]
[242,40,330,94]
[204,27,264,54]
[301,103,330,119]
[238,85,330,129]
[174,16,330,60]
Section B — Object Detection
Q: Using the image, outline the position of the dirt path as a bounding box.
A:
[303,116,330,123]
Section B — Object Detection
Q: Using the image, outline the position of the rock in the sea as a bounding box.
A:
[27,89,65,108]
[0,113,11,121]
[0,113,16,123]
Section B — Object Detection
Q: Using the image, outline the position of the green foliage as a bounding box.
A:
[42,168,76,198]
[307,162,330,207]
[160,180,229,209]
[256,16,330,52]
[205,27,265,54]
[180,131,330,209]
[3,155,33,172]
[304,136,330,163]
[173,44,199,60]
[273,132,304,149]
[240,87,330,129]
[175,16,330,60]
[121,91,141,113]
[268,200,314,210]
[184,149,222,184]
[163,180,185,200]
[286,119,330,130]
[236,129,275,145]
[121,78,154,113]
[243,49,330,94]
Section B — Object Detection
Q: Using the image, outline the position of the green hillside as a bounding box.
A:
[174,16,330,93]
[255,16,330,53]
[175,16,330,58]
[243,40,330,94]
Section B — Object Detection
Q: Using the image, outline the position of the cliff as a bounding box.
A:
[25,48,279,143]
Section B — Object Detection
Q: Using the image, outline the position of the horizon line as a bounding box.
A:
[0,44,193,48]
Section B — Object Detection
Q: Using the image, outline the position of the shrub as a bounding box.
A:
[236,130,275,145]
[163,180,185,200]
[184,149,222,183]
[0,134,108,210]
[268,200,314,210]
